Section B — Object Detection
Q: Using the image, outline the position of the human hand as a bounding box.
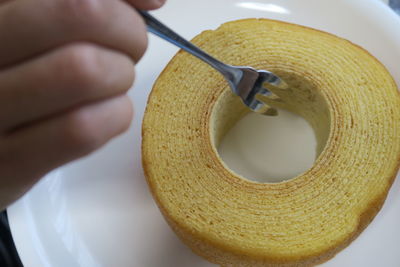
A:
[0,0,165,210]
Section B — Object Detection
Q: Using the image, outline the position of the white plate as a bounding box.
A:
[8,0,400,266]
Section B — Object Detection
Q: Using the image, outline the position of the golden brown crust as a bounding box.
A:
[142,18,400,266]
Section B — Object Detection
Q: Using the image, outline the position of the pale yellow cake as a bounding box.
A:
[142,19,400,266]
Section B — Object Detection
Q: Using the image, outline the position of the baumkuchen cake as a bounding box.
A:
[142,19,400,266]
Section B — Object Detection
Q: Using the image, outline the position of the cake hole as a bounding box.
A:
[218,109,317,183]
[209,72,331,184]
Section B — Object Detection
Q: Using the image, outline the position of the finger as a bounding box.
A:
[0,0,147,68]
[127,0,166,10]
[0,95,133,208]
[0,42,135,132]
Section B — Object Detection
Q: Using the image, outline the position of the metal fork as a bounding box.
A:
[137,10,288,116]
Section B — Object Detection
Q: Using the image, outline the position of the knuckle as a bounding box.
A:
[119,97,134,132]
[117,60,136,93]
[62,110,102,154]
[138,38,148,61]
[53,44,136,98]
[131,12,148,62]
[136,35,148,61]
[58,44,105,90]
[58,0,104,27]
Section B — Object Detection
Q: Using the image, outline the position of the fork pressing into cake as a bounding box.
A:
[137,10,288,116]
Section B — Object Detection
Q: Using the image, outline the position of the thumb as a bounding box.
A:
[126,0,166,10]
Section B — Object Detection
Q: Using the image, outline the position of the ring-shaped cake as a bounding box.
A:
[142,19,400,266]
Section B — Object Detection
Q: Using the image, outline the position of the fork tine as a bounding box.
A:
[249,71,287,116]
[256,92,283,108]
[251,99,278,116]
[258,88,282,101]
[259,71,289,90]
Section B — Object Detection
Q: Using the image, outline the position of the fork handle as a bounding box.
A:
[137,10,240,80]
